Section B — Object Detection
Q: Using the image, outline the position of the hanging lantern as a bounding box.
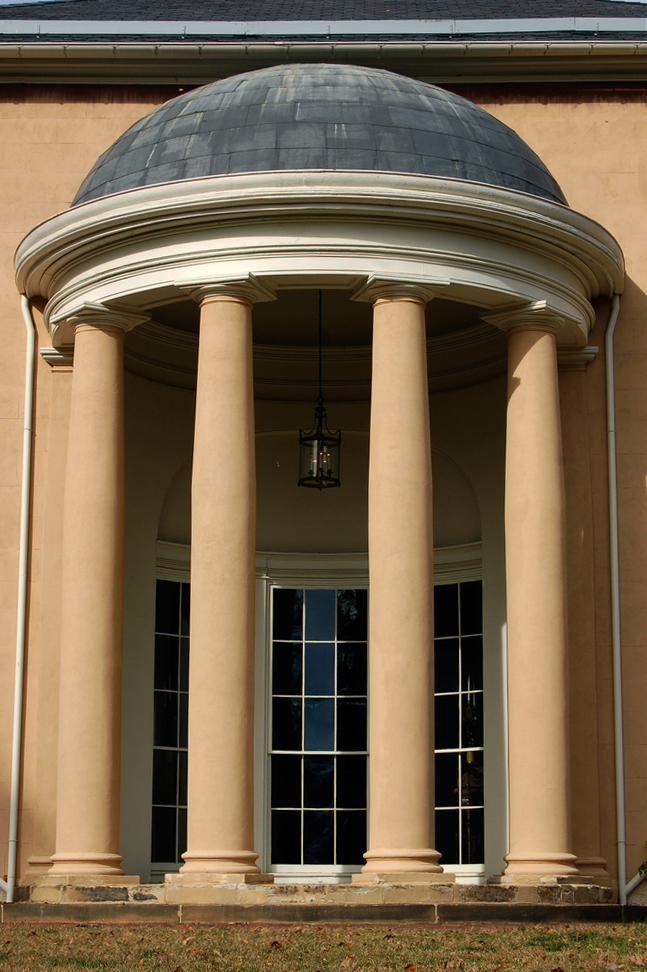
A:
[298,291,341,490]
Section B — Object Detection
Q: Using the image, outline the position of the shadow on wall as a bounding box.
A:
[157,432,481,552]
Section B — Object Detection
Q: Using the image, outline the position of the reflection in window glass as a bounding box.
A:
[270,587,368,866]
[434,580,484,866]
[152,578,189,866]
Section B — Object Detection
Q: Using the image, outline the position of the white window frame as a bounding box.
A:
[154,542,486,884]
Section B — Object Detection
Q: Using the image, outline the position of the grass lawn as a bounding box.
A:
[0,923,645,971]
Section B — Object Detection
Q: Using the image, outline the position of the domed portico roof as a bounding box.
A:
[73,63,566,206]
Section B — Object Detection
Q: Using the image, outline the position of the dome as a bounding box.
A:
[73,64,566,207]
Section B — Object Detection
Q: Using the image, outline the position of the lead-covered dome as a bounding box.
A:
[73,64,566,207]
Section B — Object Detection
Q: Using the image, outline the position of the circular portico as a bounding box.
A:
[15,64,624,888]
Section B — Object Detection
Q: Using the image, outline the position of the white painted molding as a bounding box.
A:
[179,273,277,305]
[39,346,73,369]
[557,345,600,365]
[351,273,449,304]
[15,171,624,350]
[481,298,571,333]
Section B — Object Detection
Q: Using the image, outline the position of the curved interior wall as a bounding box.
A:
[120,368,506,881]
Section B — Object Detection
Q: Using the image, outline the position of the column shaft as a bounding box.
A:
[504,324,577,878]
[180,294,259,877]
[50,324,125,876]
[360,294,442,877]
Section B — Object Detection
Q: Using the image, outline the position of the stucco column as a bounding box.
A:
[488,305,578,880]
[179,279,273,880]
[50,306,144,877]
[354,281,447,881]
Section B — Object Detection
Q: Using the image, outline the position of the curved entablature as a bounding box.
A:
[15,170,623,355]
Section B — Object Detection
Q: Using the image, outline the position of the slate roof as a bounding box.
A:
[73,63,566,207]
[2,0,647,19]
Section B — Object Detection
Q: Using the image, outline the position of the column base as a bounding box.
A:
[354,848,448,883]
[575,857,612,886]
[24,856,53,878]
[498,852,579,883]
[178,850,271,883]
[48,852,125,876]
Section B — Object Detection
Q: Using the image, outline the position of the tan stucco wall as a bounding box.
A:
[1,79,646,886]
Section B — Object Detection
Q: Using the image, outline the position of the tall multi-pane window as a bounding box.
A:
[434,580,484,865]
[151,578,190,866]
[270,588,368,867]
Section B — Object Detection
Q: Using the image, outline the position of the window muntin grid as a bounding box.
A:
[151,578,190,866]
[434,580,484,866]
[270,587,368,867]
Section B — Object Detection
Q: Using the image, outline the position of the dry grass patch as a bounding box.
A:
[0,922,645,971]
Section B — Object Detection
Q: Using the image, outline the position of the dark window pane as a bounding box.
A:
[303,810,334,864]
[273,697,302,751]
[337,699,367,752]
[462,807,484,864]
[337,755,367,809]
[151,806,176,863]
[462,693,483,748]
[179,638,189,693]
[305,643,334,696]
[435,808,459,865]
[273,589,303,640]
[435,639,459,693]
[271,754,302,808]
[434,584,458,638]
[154,635,178,691]
[152,749,177,806]
[304,756,334,808]
[460,580,482,636]
[304,698,335,751]
[178,750,187,806]
[177,807,187,860]
[305,589,335,640]
[336,810,366,865]
[155,580,180,635]
[337,590,367,640]
[154,691,178,748]
[273,643,303,695]
[272,810,301,864]
[460,751,484,807]
[337,644,367,696]
[435,694,459,750]
[435,752,460,808]
[179,693,188,749]
[180,583,191,636]
[461,636,483,691]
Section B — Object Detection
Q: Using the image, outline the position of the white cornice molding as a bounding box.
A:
[14,171,624,350]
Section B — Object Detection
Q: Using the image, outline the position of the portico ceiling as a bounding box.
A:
[125,290,506,399]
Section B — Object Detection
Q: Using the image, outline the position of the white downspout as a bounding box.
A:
[605,293,630,906]
[0,297,36,905]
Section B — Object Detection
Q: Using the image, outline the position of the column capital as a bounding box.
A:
[557,345,599,368]
[351,273,448,305]
[481,300,568,334]
[50,301,150,336]
[180,273,276,306]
